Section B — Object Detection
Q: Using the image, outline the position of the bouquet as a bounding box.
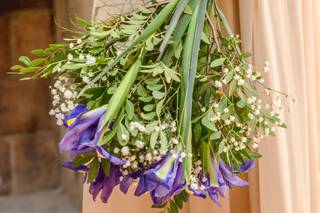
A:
[11,0,292,212]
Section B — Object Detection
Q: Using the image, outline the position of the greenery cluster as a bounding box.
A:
[11,1,289,212]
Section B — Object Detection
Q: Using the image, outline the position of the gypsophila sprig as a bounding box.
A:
[11,1,292,212]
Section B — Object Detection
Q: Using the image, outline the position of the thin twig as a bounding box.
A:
[205,12,220,51]
[146,0,170,9]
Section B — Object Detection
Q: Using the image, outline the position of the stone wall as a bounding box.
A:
[0,0,60,195]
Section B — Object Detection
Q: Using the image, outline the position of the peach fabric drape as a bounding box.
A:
[82,0,320,212]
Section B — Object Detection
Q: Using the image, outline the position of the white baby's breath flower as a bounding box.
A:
[121,146,130,156]
[78,54,84,60]
[238,79,245,86]
[146,153,152,161]
[234,74,240,80]
[222,79,227,85]
[82,77,91,84]
[56,119,63,126]
[252,143,259,149]
[180,152,186,159]
[67,53,73,61]
[171,138,179,145]
[135,140,144,149]
[121,134,128,141]
[214,80,223,88]
[69,43,74,48]
[225,120,231,125]
[86,54,96,65]
[77,39,82,44]
[113,147,120,154]
[63,90,73,99]
[229,115,236,122]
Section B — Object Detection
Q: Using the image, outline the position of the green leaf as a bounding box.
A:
[137,85,148,96]
[99,55,142,133]
[117,123,129,146]
[160,131,168,153]
[201,110,217,131]
[146,37,154,51]
[20,67,40,73]
[249,118,258,129]
[125,100,134,120]
[72,154,94,167]
[61,63,87,70]
[139,96,153,103]
[164,67,181,83]
[75,16,93,28]
[143,104,155,112]
[152,91,165,100]
[201,32,211,44]
[158,0,189,59]
[140,112,156,120]
[224,70,234,83]
[228,79,237,96]
[146,84,163,91]
[248,152,262,159]
[210,58,225,68]
[145,121,158,134]
[31,49,48,57]
[10,64,24,71]
[243,82,258,96]
[101,159,110,177]
[18,56,32,66]
[87,157,100,183]
[218,141,225,154]
[210,131,221,140]
[236,100,246,108]
[156,99,165,116]
[150,131,159,149]
[31,58,46,66]
[184,5,193,15]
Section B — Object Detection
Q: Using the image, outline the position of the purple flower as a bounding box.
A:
[190,159,255,207]
[89,164,122,203]
[135,152,186,206]
[63,161,88,173]
[59,105,125,166]
[63,161,88,183]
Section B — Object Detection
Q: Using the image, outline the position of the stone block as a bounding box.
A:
[0,79,53,134]
[5,131,60,194]
[9,9,53,80]
[0,14,10,78]
[0,140,11,195]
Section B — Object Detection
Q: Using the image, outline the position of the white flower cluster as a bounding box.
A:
[49,76,78,126]
[130,122,146,132]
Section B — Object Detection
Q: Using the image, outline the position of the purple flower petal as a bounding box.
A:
[64,104,88,128]
[100,164,122,203]
[120,176,134,194]
[96,146,125,166]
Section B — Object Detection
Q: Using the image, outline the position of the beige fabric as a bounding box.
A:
[82,0,320,212]
[239,1,320,213]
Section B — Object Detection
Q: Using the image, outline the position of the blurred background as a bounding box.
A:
[0,1,93,212]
